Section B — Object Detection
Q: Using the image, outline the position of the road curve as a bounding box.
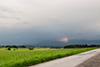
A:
[29,49,100,67]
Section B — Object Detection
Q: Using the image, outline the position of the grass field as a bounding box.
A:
[0,48,97,67]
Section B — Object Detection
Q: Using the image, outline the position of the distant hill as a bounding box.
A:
[68,40,100,44]
[1,39,100,47]
[25,39,100,47]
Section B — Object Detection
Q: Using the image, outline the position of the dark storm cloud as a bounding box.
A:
[0,0,100,44]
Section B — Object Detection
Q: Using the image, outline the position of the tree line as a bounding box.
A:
[64,44,100,48]
[0,44,100,49]
[0,45,26,48]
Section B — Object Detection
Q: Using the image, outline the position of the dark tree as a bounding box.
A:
[8,47,11,50]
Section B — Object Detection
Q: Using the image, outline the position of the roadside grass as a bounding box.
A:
[0,48,98,67]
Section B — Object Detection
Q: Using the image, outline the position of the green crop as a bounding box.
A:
[0,48,97,67]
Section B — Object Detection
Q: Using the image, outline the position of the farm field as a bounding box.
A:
[0,48,97,67]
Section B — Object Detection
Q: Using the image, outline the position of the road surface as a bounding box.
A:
[29,49,100,67]
[77,51,100,67]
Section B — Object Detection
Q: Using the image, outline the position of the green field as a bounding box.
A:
[0,48,97,67]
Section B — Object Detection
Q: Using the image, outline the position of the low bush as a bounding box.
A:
[28,47,34,50]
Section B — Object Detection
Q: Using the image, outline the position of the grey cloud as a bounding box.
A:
[0,6,13,13]
[0,0,100,44]
[0,6,26,23]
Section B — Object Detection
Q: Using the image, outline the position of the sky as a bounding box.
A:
[0,0,100,44]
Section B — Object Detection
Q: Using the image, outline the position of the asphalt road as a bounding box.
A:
[76,51,100,67]
[29,49,100,67]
